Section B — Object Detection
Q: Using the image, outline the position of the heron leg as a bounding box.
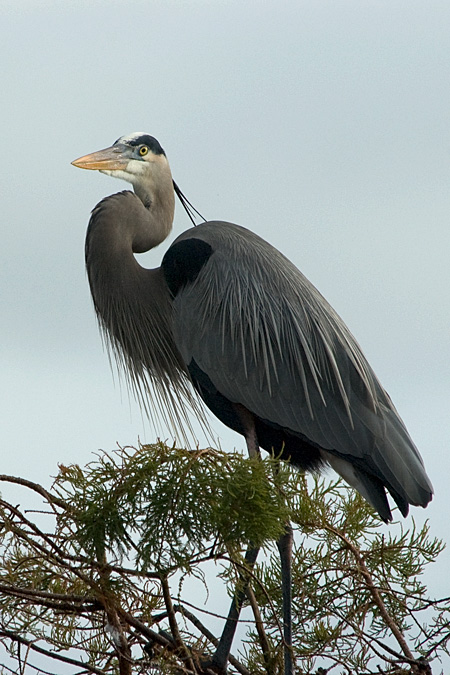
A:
[209,545,260,673]
[237,405,295,674]
[205,404,261,673]
[277,523,294,675]
[209,405,295,674]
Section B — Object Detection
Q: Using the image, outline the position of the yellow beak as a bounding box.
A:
[71,145,130,171]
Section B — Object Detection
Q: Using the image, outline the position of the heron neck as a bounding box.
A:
[132,174,175,252]
[85,190,184,372]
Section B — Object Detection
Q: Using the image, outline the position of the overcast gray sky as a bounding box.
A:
[1,0,449,665]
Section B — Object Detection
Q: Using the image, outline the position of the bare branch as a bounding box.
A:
[0,629,106,675]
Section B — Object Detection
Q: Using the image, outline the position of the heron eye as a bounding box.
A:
[139,146,149,157]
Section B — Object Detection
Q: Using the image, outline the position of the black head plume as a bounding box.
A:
[173,181,206,227]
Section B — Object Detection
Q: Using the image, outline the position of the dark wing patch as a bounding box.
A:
[188,358,324,473]
[188,358,246,436]
[162,238,213,297]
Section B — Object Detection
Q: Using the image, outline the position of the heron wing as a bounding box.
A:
[170,222,433,510]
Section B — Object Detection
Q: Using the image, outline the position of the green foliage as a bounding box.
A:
[0,444,448,675]
[252,475,448,673]
[55,444,291,570]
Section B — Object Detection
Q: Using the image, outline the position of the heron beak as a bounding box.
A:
[71,145,130,171]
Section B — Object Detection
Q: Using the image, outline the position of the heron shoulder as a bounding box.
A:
[162,237,213,297]
[162,221,266,298]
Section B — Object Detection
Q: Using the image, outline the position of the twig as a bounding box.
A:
[0,629,105,675]
[174,604,251,675]
[0,581,100,611]
[325,523,416,664]
[161,576,196,673]
[245,585,274,674]
[0,475,67,510]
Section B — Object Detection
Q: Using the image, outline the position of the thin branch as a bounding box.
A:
[0,582,100,608]
[0,629,106,675]
[423,625,450,659]
[324,523,416,663]
[221,552,284,640]
[174,604,251,675]
[161,575,196,673]
[245,585,274,674]
[0,475,67,510]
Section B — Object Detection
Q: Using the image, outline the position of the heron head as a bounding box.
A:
[72,132,169,189]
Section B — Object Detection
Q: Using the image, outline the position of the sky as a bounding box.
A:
[1,0,449,668]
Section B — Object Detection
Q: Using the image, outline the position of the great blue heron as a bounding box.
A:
[72,132,433,674]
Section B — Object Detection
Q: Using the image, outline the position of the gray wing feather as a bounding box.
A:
[172,222,433,509]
